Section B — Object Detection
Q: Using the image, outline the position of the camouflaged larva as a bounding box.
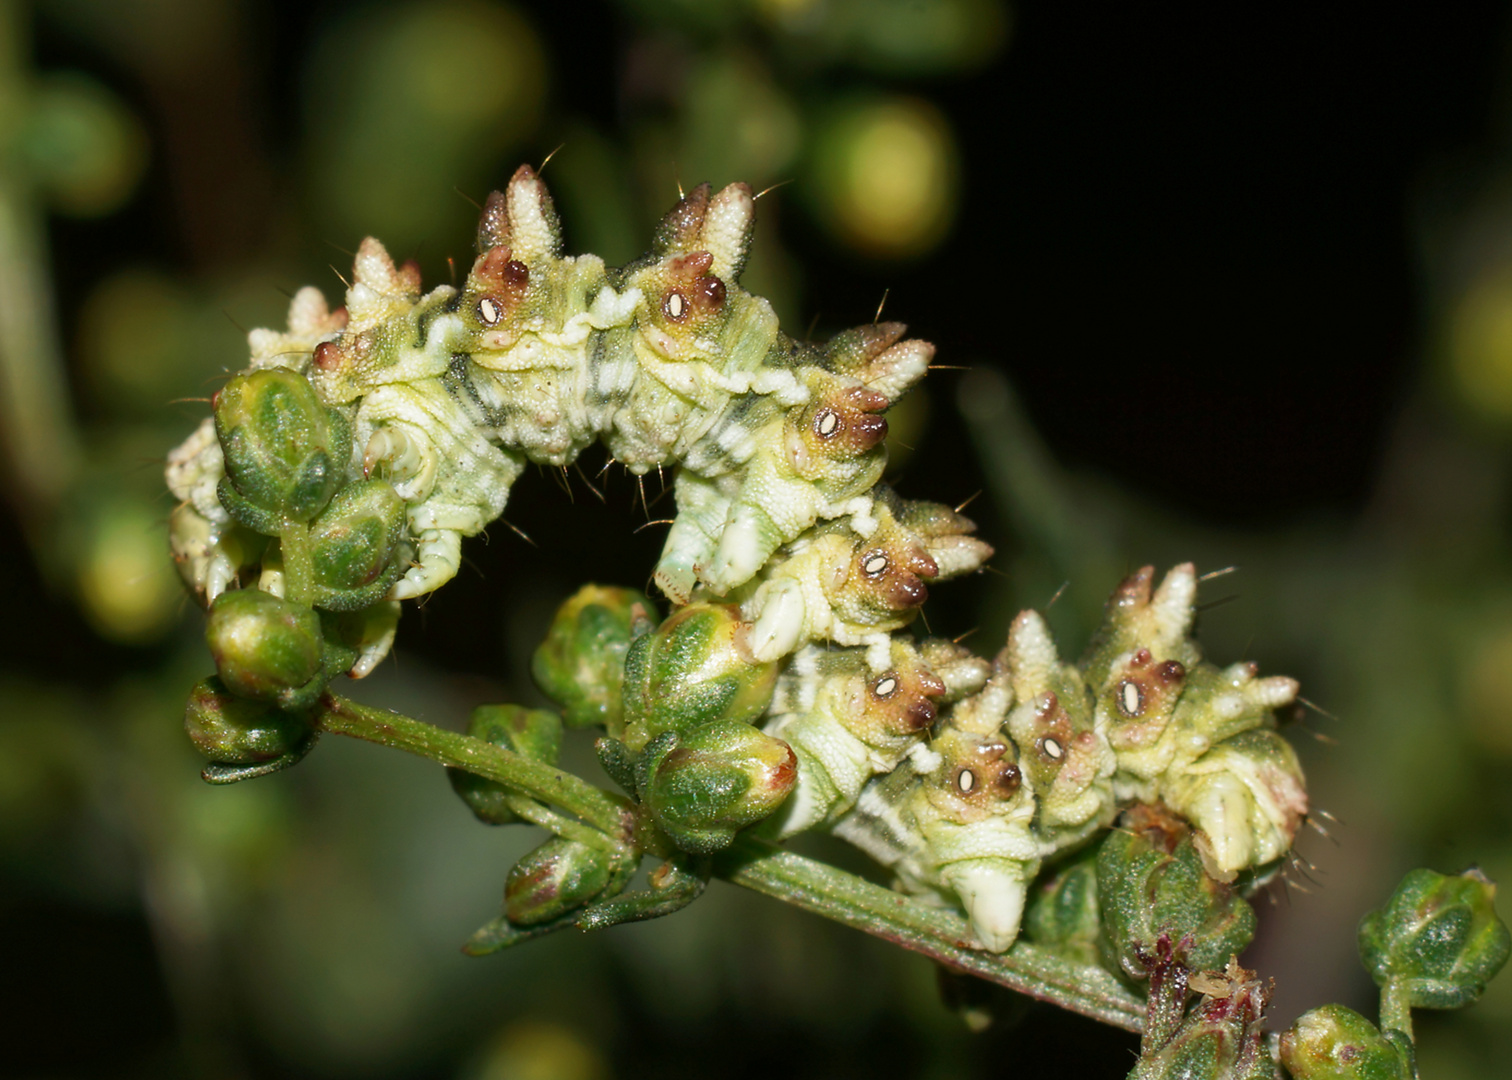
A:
[166,166,956,630]
[831,565,1309,951]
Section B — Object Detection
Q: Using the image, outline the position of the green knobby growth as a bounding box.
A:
[204,589,326,706]
[1023,849,1102,967]
[213,369,349,535]
[183,676,317,783]
[531,584,654,732]
[637,720,798,853]
[1358,867,1511,1039]
[306,478,412,610]
[1279,1005,1417,1080]
[504,837,632,925]
[1097,804,1257,981]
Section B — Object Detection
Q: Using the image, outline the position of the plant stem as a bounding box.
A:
[278,524,315,608]
[319,697,1147,1033]
[715,838,1146,1033]
[1379,978,1413,1042]
[319,693,636,853]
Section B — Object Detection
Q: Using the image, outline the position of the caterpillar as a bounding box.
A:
[168,167,1307,954]
[830,564,1308,950]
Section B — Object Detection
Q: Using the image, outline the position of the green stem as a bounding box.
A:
[318,698,1146,1033]
[319,694,636,853]
[1379,978,1414,1043]
[278,524,316,607]
[715,838,1146,1033]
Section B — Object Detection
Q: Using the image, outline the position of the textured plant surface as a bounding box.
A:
[163,168,1509,1077]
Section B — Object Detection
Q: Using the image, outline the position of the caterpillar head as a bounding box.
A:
[464,166,571,346]
[1001,611,1112,817]
[926,728,1028,825]
[831,639,948,745]
[790,378,891,475]
[620,182,777,369]
[308,239,426,401]
[1095,645,1189,757]
[1082,564,1202,692]
[824,511,941,628]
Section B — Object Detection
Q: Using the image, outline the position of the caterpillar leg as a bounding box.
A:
[944,859,1033,953]
[389,527,462,599]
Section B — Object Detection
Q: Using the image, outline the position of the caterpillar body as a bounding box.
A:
[168,167,1307,954]
[830,564,1307,950]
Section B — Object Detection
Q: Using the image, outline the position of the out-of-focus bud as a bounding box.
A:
[1098,804,1256,980]
[1279,1005,1416,1080]
[205,589,325,707]
[1358,867,1511,1013]
[1023,851,1101,966]
[448,704,564,825]
[504,837,624,926]
[307,478,411,610]
[184,676,314,764]
[214,369,349,534]
[620,604,778,752]
[638,721,798,854]
[531,585,654,732]
[1129,961,1275,1080]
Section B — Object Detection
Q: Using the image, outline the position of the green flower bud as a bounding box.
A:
[531,585,653,732]
[307,478,411,610]
[621,603,778,753]
[206,589,324,706]
[504,837,625,925]
[214,369,349,533]
[1023,851,1101,965]
[184,676,314,764]
[1358,867,1511,1012]
[1279,1005,1416,1080]
[448,704,564,825]
[1098,805,1257,979]
[638,721,797,854]
[1130,963,1274,1080]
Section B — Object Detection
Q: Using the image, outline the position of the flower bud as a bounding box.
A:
[205,588,325,706]
[1023,852,1101,965]
[1098,804,1256,979]
[638,721,798,853]
[1279,1005,1416,1080]
[620,603,778,753]
[308,478,411,611]
[184,676,314,764]
[1358,867,1511,1011]
[504,837,623,925]
[1129,962,1273,1080]
[448,704,564,825]
[214,369,349,533]
[531,585,653,732]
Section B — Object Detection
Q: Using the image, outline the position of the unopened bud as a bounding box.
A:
[1358,867,1511,1012]
[1279,1005,1415,1080]
[1097,805,1256,979]
[639,721,797,853]
[214,369,349,533]
[205,589,324,706]
[1023,851,1101,965]
[308,478,410,610]
[531,585,653,732]
[504,837,624,925]
[185,676,314,764]
[621,603,777,752]
[448,704,563,825]
[1129,962,1273,1080]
